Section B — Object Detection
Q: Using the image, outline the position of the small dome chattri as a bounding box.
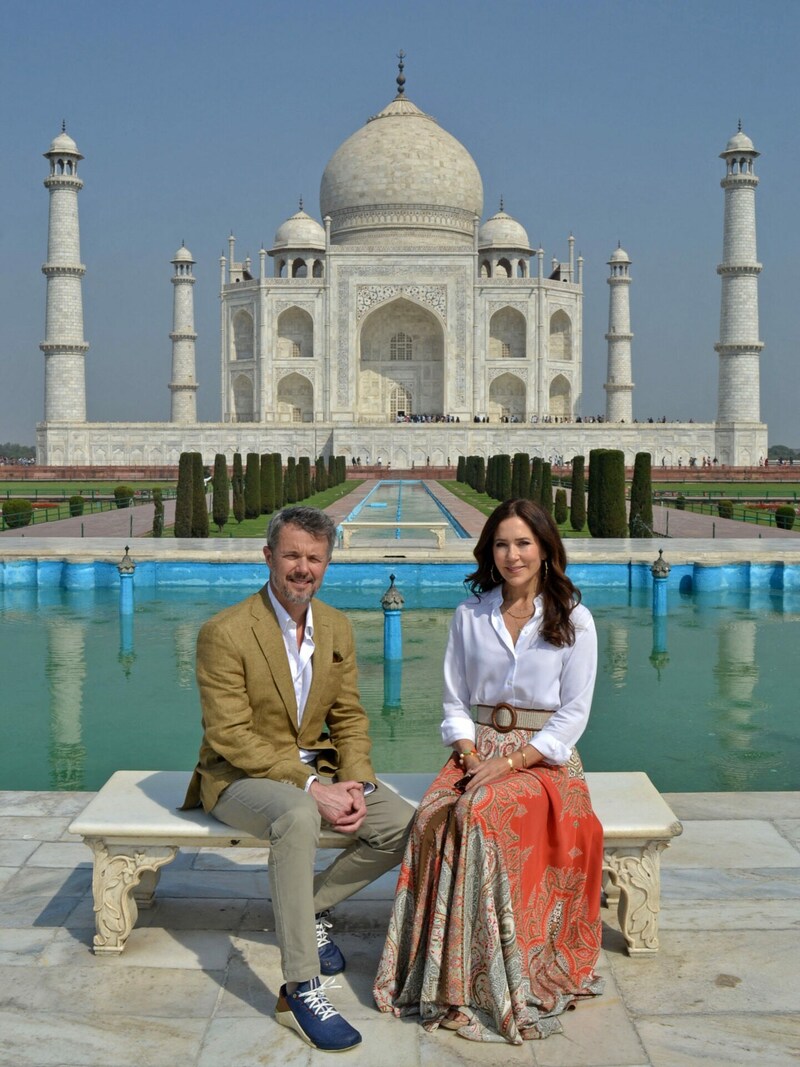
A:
[273,208,326,250]
[609,245,631,263]
[46,130,83,160]
[173,245,194,263]
[724,129,756,154]
[478,209,531,251]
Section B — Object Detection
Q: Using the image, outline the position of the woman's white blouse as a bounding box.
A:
[441,585,598,765]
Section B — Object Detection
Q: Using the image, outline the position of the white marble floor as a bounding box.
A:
[0,789,798,1067]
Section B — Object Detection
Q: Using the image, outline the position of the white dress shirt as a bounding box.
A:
[441,585,597,765]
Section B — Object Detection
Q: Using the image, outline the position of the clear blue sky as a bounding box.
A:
[1,0,797,448]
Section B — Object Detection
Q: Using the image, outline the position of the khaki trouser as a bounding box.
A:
[212,776,414,982]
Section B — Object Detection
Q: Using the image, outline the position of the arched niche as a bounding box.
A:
[277,307,314,359]
[549,310,573,361]
[232,310,254,361]
[489,306,526,359]
[232,374,254,422]
[358,297,444,420]
[549,373,571,417]
[277,372,313,423]
[488,372,525,422]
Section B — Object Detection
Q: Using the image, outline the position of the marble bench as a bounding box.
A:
[69,768,682,958]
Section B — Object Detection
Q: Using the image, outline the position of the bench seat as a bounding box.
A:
[69,769,682,958]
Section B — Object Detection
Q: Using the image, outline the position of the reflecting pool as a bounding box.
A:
[2,582,797,794]
[338,479,469,545]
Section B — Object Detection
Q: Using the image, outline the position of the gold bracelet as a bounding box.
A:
[458,748,478,766]
[520,748,529,770]
[506,756,514,771]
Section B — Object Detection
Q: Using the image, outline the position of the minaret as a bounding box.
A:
[604,244,634,423]
[169,244,198,423]
[715,124,763,423]
[41,125,88,422]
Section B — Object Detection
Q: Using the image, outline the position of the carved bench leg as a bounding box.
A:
[84,838,177,955]
[603,840,668,956]
[133,868,162,908]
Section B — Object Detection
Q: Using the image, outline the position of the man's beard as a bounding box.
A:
[273,575,319,606]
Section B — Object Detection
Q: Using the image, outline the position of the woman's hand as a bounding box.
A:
[462,755,518,792]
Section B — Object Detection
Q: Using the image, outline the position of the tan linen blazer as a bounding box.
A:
[182,585,376,813]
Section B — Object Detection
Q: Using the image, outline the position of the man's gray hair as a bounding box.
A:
[267,506,337,557]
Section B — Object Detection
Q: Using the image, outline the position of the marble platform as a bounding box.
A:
[0,789,797,1066]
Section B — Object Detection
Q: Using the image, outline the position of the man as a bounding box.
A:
[182,506,414,1052]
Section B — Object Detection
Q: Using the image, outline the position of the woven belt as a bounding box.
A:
[475,703,553,734]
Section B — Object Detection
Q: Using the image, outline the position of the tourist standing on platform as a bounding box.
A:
[374,498,604,1043]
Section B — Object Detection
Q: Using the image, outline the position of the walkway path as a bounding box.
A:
[0,498,176,539]
[651,502,799,539]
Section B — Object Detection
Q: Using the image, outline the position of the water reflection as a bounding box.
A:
[711,618,772,789]
[649,615,669,679]
[606,624,628,689]
[46,618,87,790]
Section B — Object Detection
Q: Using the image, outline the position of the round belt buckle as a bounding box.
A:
[490,702,517,733]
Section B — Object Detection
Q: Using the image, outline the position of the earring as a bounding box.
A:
[542,560,549,581]
[491,565,499,583]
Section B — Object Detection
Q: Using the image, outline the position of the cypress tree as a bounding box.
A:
[540,461,553,514]
[475,456,486,493]
[554,488,568,525]
[328,454,336,488]
[260,454,274,514]
[629,452,654,537]
[285,457,298,503]
[212,454,230,532]
[298,456,311,499]
[456,455,466,483]
[497,454,512,500]
[511,453,530,500]
[174,451,193,538]
[529,456,543,502]
[272,454,283,508]
[244,453,261,519]
[151,487,164,538]
[596,449,627,537]
[570,455,586,532]
[232,453,244,523]
[337,455,346,484]
[485,455,495,498]
[587,448,603,537]
[315,456,327,493]
[191,452,209,537]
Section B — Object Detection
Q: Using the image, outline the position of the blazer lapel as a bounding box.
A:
[306,610,332,716]
[251,587,298,724]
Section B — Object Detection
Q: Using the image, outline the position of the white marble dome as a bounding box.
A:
[478,209,531,251]
[319,95,483,247]
[724,128,756,154]
[172,244,194,263]
[609,245,631,263]
[273,208,326,250]
[46,130,82,158]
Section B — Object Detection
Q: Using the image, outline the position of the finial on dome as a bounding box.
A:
[61,119,66,133]
[396,49,406,96]
[299,196,303,212]
[738,117,743,132]
[499,195,504,212]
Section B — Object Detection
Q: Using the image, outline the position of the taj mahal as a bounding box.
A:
[36,62,767,468]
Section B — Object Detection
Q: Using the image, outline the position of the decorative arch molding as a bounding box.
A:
[488,300,529,315]
[276,368,314,387]
[356,284,447,322]
[277,306,314,359]
[232,373,255,422]
[549,309,573,361]
[549,373,572,416]
[276,371,314,423]
[489,365,528,384]
[274,300,316,316]
[232,309,254,361]
[489,306,527,360]
[488,372,526,421]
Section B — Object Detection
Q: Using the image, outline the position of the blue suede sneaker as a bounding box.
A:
[316,912,346,975]
[275,977,362,1052]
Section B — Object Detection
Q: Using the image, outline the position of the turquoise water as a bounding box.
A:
[338,480,469,544]
[1,583,797,794]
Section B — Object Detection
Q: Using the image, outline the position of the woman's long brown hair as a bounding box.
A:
[466,498,581,648]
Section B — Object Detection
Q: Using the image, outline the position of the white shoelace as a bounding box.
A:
[296,977,341,1020]
[315,915,333,948]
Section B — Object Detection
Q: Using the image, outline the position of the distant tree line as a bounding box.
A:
[456,449,655,539]
[171,451,347,538]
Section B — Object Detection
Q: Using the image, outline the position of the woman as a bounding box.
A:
[374,498,604,1043]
